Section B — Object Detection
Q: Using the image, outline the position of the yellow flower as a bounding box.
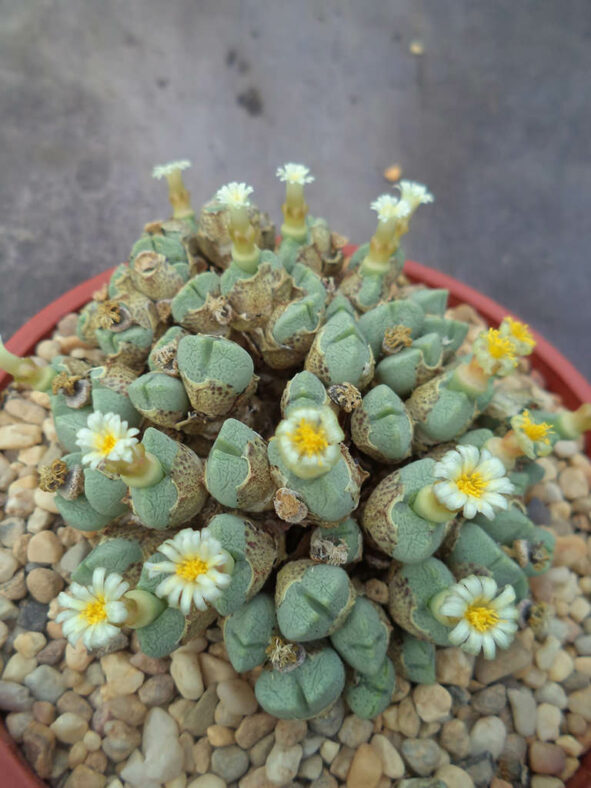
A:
[145,528,234,615]
[500,316,535,355]
[433,445,515,519]
[275,406,344,479]
[511,409,554,459]
[56,568,129,650]
[75,412,139,469]
[473,327,517,377]
[437,575,518,659]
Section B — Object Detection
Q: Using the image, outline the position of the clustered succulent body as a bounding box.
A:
[3,161,590,722]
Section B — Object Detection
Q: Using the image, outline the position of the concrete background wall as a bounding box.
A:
[0,0,589,376]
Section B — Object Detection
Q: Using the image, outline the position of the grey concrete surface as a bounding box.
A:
[0,0,589,377]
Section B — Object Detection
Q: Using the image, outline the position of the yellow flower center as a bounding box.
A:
[176,557,209,582]
[506,317,534,347]
[464,602,499,632]
[456,470,487,498]
[519,411,552,443]
[289,418,329,459]
[96,432,117,456]
[81,595,107,625]
[486,329,516,360]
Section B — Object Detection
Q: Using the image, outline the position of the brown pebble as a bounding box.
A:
[529,740,566,775]
[207,723,235,746]
[235,712,277,749]
[193,737,212,774]
[26,567,64,603]
[105,694,147,726]
[275,718,308,746]
[33,701,56,726]
[64,763,107,788]
[0,423,43,450]
[37,639,67,665]
[84,749,107,772]
[27,530,64,564]
[22,721,56,779]
[138,673,175,707]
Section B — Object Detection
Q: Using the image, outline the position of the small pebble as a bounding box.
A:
[413,683,452,722]
[27,530,64,564]
[216,678,257,716]
[265,743,303,784]
[536,703,562,741]
[346,742,383,788]
[210,744,249,781]
[507,687,537,736]
[24,664,67,702]
[400,738,442,776]
[529,741,566,775]
[275,718,307,746]
[338,714,373,747]
[26,566,64,602]
[13,630,46,658]
[469,716,506,759]
[434,764,475,788]
[50,712,89,744]
[370,734,405,778]
[171,650,204,700]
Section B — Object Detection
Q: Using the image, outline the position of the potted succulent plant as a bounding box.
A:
[0,161,589,787]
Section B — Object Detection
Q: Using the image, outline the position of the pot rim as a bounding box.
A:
[0,256,589,786]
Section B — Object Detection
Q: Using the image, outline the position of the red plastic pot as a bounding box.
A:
[0,258,590,787]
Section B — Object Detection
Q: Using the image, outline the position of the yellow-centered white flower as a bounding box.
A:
[215,182,254,209]
[511,409,554,459]
[56,567,129,650]
[275,405,344,480]
[437,574,518,659]
[370,194,411,223]
[276,163,315,184]
[499,316,535,356]
[433,445,514,520]
[145,528,234,615]
[152,160,192,179]
[76,412,139,469]
[473,327,518,377]
[397,180,434,212]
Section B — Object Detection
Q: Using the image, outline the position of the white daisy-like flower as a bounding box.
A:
[472,327,517,377]
[276,163,315,185]
[433,445,515,520]
[511,409,554,459]
[275,405,344,480]
[438,574,519,659]
[152,160,192,179]
[370,194,411,223]
[499,316,536,356]
[145,528,234,616]
[56,567,129,650]
[397,180,434,211]
[75,412,140,469]
[215,182,254,209]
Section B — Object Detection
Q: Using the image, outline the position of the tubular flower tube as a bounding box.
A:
[275,405,345,480]
[152,159,193,219]
[277,162,315,240]
[433,445,515,520]
[0,336,56,391]
[145,528,234,615]
[215,182,259,270]
[56,568,129,650]
[432,574,519,659]
[360,195,412,275]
